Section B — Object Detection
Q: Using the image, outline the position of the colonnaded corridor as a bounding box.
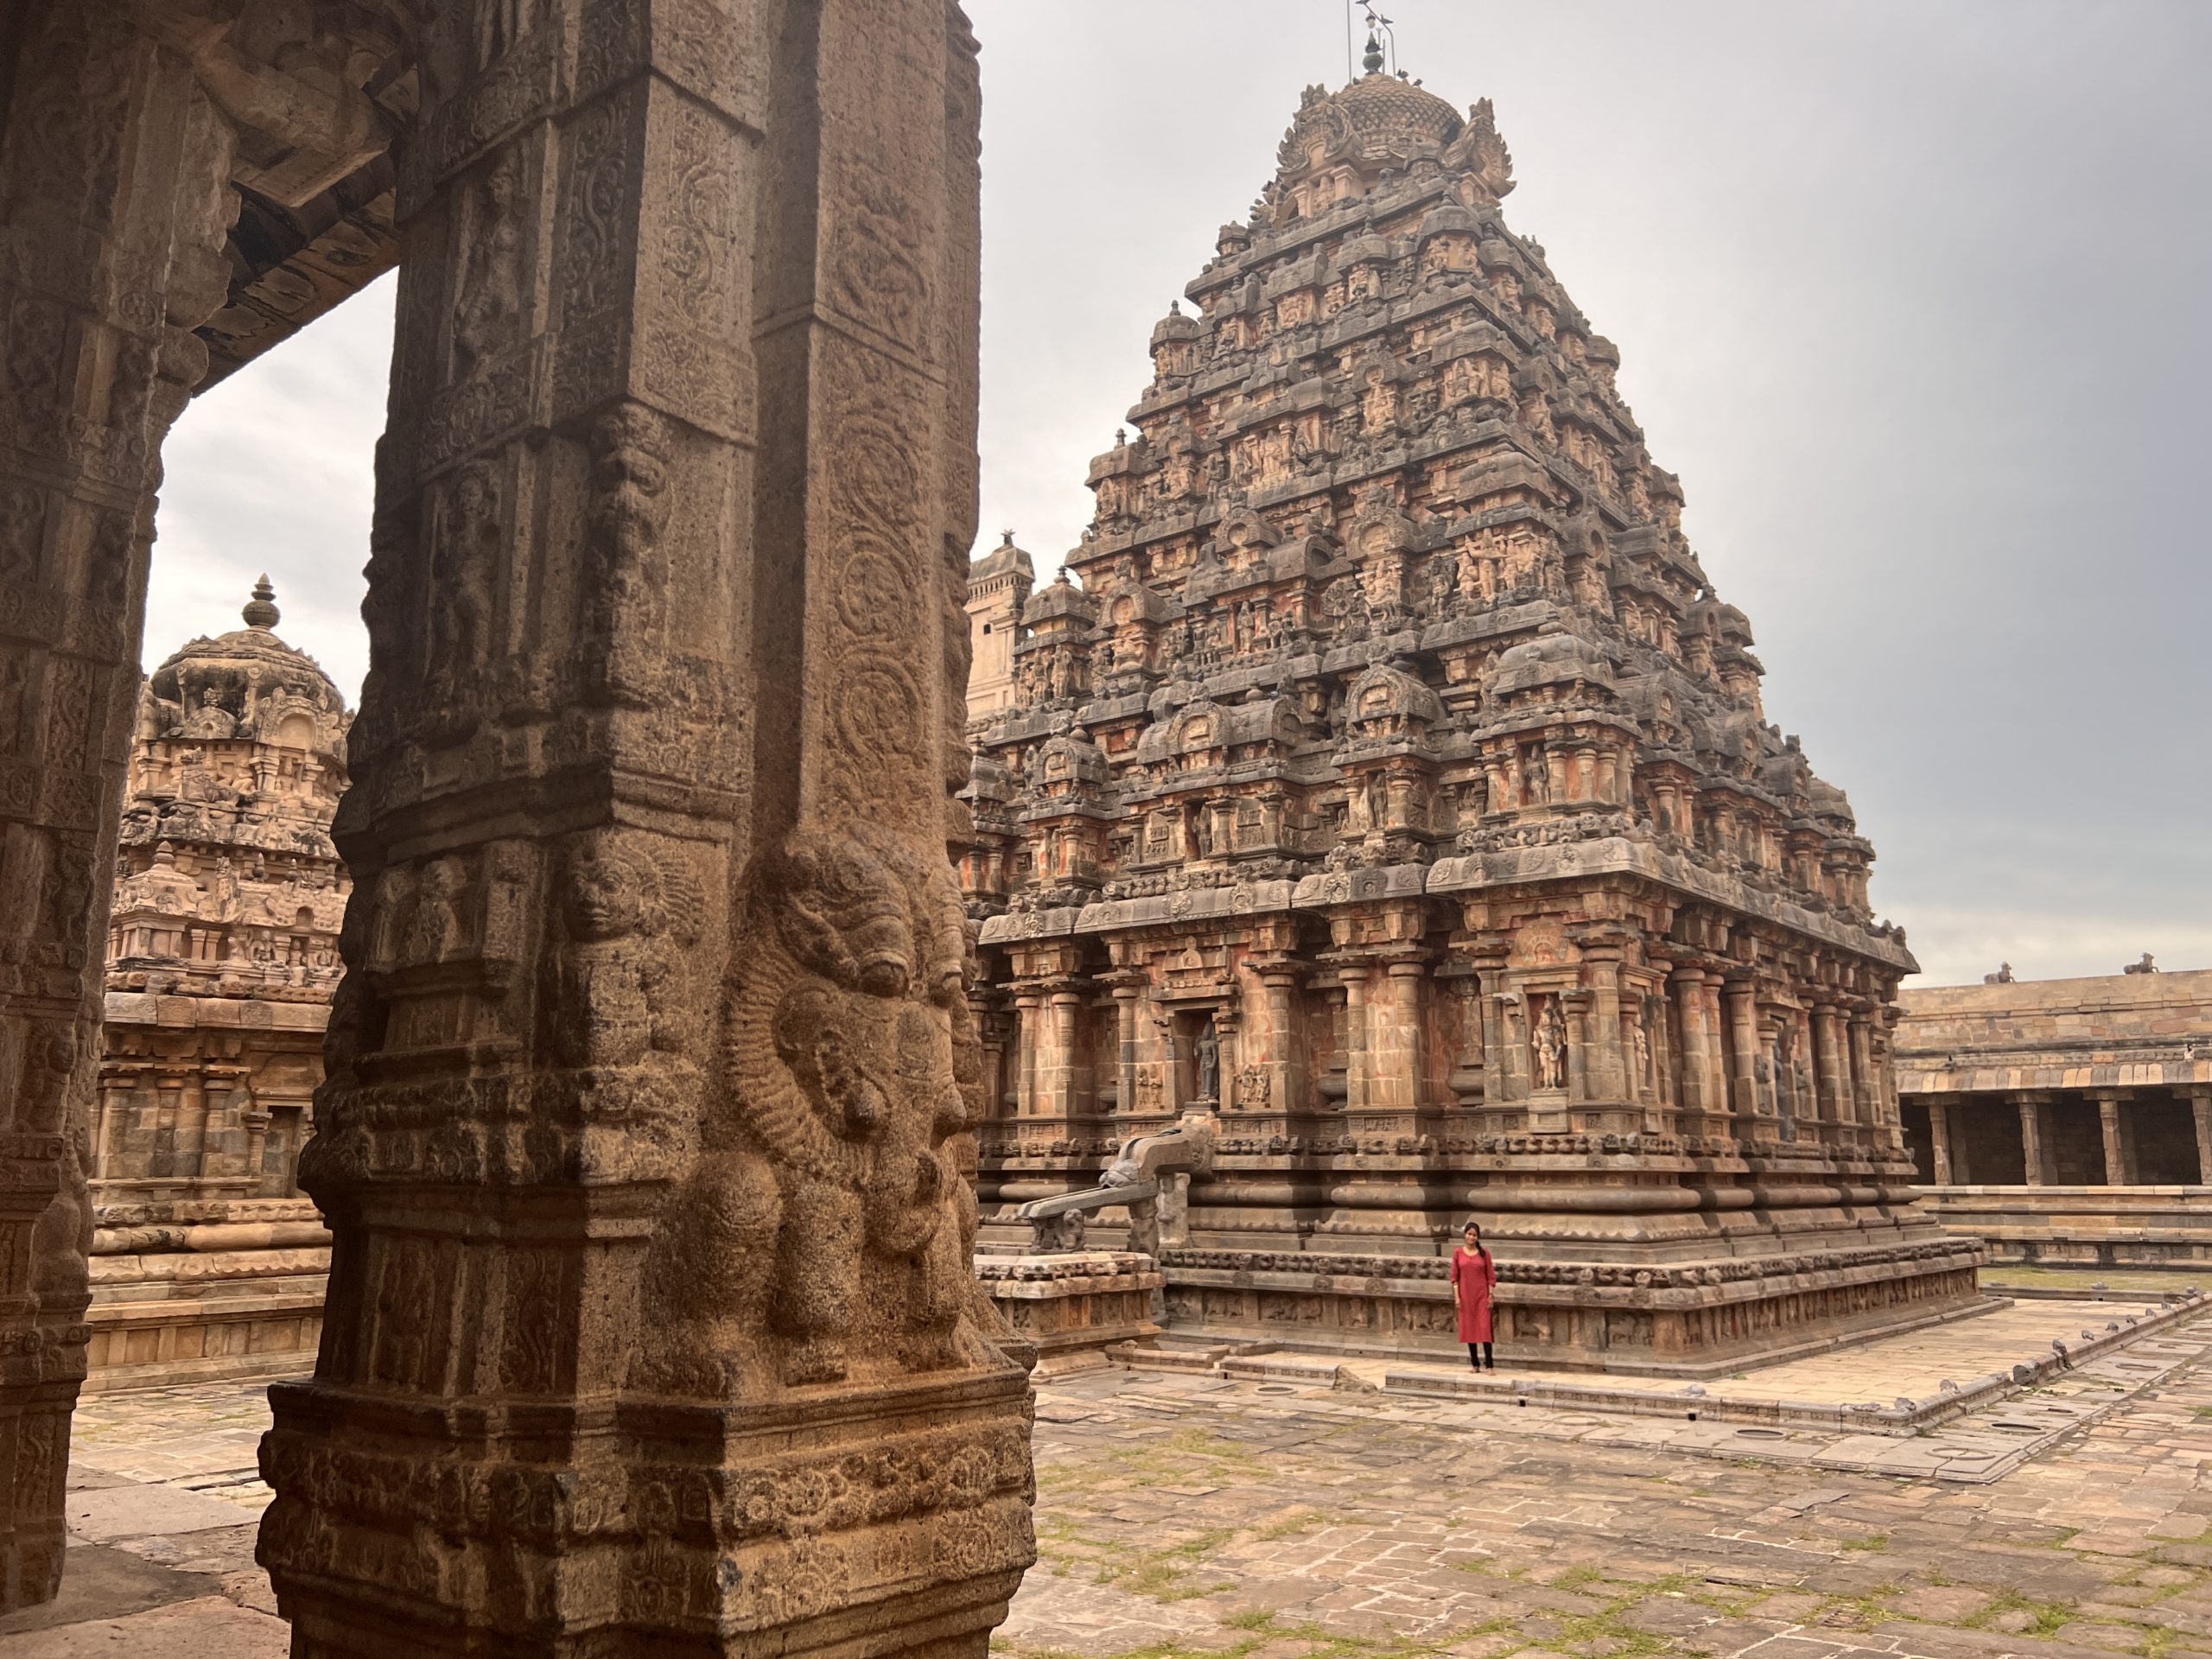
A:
[5,1281,2210,1659]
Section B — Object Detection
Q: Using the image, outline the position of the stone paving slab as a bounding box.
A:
[14,1306,2212,1658]
[63,1484,257,1545]
[0,1595,287,1656]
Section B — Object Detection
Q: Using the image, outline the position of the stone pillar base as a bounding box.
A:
[259,1368,1035,1658]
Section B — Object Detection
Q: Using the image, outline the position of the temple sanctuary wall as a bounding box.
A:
[1896,968,2212,1267]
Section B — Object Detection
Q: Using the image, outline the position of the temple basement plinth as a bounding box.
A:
[962,66,1978,1373]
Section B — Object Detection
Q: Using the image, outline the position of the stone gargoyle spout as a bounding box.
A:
[1013,1111,1217,1255]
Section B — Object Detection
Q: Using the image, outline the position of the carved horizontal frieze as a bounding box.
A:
[1427,836,1916,970]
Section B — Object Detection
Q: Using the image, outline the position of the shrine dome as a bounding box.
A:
[143,577,350,765]
[1326,73,1463,149]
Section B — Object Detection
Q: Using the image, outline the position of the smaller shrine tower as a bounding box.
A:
[88,580,351,1387]
[965,531,1036,716]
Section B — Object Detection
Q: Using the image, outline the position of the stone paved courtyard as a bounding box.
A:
[5,1294,2212,1657]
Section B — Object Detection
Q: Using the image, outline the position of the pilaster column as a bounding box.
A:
[1109,975,1143,1119]
[1253,964,1306,1117]
[238,1109,272,1195]
[152,1076,184,1181]
[1582,959,1628,1103]
[1367,957,1424,1117]
[1478,962,1521,1106]
[258,5,1033,1653]
[1699,978,1731,1129]
[1722,976,1764,1135]
[1446,969,1484,1108]
[1036,982,1090,1122]
[1561,988,1593,1103]
[1813,1005,1850,1130]
[2098,1094,2138,1185]
[1338,965,1372,1114]
[1847,1013,1878,1128]
[174,1072,211,1185]
[90,1071,124,1183]
[2016,1096,2050,1186]
[1669,968,1713,1133]
[1929,1100,1955,1184]
[1211,1002,1241,1108]
[2191,1089,2212,1186]
[1013,988,1043,1116]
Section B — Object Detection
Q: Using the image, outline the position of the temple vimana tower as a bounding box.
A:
[963,68,1980,1370]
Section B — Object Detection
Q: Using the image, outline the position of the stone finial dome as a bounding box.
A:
[241,573,280,629]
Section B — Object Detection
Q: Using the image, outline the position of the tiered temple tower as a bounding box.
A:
[87,581,348,1385]
[963,71,1979,1370]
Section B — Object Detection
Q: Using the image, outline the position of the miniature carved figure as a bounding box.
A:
[179,687,235,740]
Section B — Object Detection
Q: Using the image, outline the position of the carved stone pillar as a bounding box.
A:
[2016,1096,2049,1186]
[257,4,1033,1654]
[0,0,279,1607]
[2191,1089,2212,1186]
[1928,1100,1955,1185]
[2097,1094,2138,1186]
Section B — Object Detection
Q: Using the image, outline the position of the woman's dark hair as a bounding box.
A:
[1462,1221,1489,1256]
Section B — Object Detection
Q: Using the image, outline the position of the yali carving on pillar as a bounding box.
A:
[633,823,988,1398]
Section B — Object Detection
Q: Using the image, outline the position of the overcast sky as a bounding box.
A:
[150,0,2211,988]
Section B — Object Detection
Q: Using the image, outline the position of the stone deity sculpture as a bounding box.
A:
[1533,997,1567,1092]
[1195,1020,1220,1103]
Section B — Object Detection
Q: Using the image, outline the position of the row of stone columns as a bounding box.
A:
[1923,1090,2212,1186]
[992,946,1899,1154]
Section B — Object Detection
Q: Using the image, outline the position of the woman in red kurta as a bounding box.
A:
[1451,1221,1497,1371]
